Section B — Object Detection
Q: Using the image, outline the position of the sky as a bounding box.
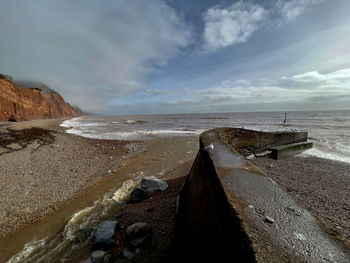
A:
[1,0,350,114]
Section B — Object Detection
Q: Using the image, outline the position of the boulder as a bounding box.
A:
[91,250,111,263]
[129,188,150,203]
[93,220,119,250]
[138,176,168,192]
[126,222,152,247]
[128,177,168,203]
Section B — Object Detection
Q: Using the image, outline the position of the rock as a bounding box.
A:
[129,188,150,203]
[268,163,274,168]
[265,216,275,224]
[246,154,255,160]
[126,222,152,247]
[91,250,111,263]
[0,76,77,121]
[138,176,168,192]
[93,220,119,250]
[122,250,135,260]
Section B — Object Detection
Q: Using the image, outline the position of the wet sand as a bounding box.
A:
[0,120,143,238]
[252,155,350,242]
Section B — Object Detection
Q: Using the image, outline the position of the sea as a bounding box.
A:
[61,110,350,164]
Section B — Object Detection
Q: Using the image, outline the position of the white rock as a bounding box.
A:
[246,154,255,160]
[265,216,275,224]
[294,232,307,241]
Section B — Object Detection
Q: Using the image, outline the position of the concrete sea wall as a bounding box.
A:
[176,128,350,262]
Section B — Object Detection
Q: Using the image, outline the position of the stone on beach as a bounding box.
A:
[126,222,152,247]
[129,176,168,203]
[138,176,168,192]
[91,250,111,263]
[93,220,119,250]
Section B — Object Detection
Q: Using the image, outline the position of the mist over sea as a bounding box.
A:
[61,110,350,163]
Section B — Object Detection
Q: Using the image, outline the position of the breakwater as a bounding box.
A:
[176,128,350,262]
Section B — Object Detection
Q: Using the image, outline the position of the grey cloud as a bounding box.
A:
[152,67,350,112]
[0,0,191,113]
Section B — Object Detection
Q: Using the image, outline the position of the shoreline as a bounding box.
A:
[0,119,146,239]
[0,120,198,262]
[2,119,350,261]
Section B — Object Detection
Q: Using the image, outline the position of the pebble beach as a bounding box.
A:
[252,155,350,242]
[0,120,142,238]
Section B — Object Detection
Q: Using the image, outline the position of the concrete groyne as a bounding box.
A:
[176,128,350,262]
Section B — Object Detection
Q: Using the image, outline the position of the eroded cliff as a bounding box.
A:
[0,75,77,121]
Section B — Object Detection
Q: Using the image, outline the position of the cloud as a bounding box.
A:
[203,2,266,51]
[119,67,350,113]
[202,0,324,52]
[276,0,324,23]
[290,68,350,83]
[0,0,191,113]
[192,67,350,108]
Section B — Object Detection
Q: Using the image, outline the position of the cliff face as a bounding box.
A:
[0,77,77,121]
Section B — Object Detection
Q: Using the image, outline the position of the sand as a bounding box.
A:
[0,119,144,238]
[252,155,350,241]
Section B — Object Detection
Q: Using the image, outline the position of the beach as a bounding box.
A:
[252,155,350,242]
[1,116,350,262]
[0,119,143,239]
[0,119,198,262]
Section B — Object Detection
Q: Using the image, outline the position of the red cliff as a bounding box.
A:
[0,75,77,121]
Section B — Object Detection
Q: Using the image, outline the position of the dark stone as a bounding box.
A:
[93,220,119,250]
[139,176,168,192]
[126,222,152,247]
[91,250,111,263]
[129,188,149,203]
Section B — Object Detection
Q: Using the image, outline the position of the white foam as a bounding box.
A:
[63,205,96,241]
[302,148,350,164]
[112,179,138,203]
[136,129,203,136]
[7,238,47,263]
[60,118,107,128]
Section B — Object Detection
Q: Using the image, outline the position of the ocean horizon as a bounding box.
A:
[61,110,350,164]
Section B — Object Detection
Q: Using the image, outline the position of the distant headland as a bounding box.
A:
[0,73,77,122]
